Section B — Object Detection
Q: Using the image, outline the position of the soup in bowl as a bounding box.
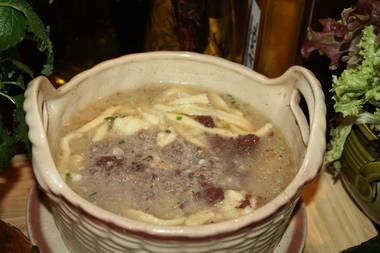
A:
[24,51,326,252]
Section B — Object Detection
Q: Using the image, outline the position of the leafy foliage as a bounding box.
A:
[0,0,53,169]
[302,0,380,176]
[326,25,380,174]
[0,0,54,75]
[0,5,26,51]
[301,0,380,70]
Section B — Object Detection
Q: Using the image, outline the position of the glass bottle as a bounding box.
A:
[254,0,315,78]
[144,0,255,63]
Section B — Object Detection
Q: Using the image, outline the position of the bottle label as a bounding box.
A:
[242,0,261,68]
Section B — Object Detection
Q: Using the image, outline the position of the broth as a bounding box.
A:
[55,84,296,225]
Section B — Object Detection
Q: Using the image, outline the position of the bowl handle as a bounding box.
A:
[285,66,327,181]
[24,76,63,195]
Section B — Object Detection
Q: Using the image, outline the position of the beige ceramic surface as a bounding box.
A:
[26,183,307,253]
[1,155,378,253]
[23,51,326,252]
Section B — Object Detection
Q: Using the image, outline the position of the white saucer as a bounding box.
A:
[27,184,307,253]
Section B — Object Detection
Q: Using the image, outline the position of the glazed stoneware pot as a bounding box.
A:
[340,124,380,223]
[24,52,326,253]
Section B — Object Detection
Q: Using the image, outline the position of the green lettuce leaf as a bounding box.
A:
[331,26,380,117]
[325,25,380,171]
[325,124,353,174]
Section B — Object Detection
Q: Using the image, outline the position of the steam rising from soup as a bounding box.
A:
[55,84,296,226]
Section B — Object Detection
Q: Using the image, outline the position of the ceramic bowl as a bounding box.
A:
[340,124,380,223]
[24,51,326,253]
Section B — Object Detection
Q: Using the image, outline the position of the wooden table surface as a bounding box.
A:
[0,155,378,252]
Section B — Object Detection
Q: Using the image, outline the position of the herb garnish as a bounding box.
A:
[176,116,182,120]
[65,172,72,181]
[88,192,97,197]
[105,116,116,123]
[226,94,236,104]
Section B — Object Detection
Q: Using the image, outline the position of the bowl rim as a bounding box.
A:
[24,51,326,238]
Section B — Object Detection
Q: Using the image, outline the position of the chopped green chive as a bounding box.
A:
[226,94,236,104]
[65,172,72,181]
[89,192,98,197]
[118,140,125,144]
[176,116,183,120]
[104,116,116,123]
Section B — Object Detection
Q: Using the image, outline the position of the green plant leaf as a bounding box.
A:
[0,80,24,90]
[13,94,31,158]
[5,58,34,78]
[0,5,26,51]
[0,68,25,89]
[0,113,17,169]
[324,123,353,176]
[0,0,53,170]
[0,93,31,170]
[0,0,54,75]
[0,133,17,168]
[0,91,17,103]
[0,113,7,141]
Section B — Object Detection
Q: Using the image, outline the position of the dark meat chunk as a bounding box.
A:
[95,156,124,171]
[178,202,186,209]
[195,115,215,128]
[151,174,158,180]
[237,194,252,208]
[204,187,224,205]
[210,133,260,157]
[235,134,260,155]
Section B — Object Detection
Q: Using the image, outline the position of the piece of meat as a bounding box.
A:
[235,134,260,155]
[210,133,260,157]
[95,156,124,171]
[204,187,224,205]
[195,115,215,128]
[237,194,252,208]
